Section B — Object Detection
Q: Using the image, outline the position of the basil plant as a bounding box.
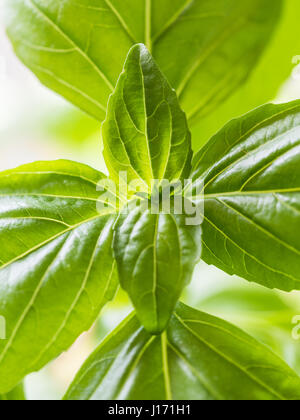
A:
[1,0,300,400]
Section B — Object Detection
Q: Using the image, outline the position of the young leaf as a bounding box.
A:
[192,100,300,292]
[0,160,119,393]
[113,202,202,334]
[0,383,25,401]
[102,44,192,191]
[5,0,281,124]
[64,302,300,400]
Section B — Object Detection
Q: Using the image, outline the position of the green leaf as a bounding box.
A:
[64,302,300,400]
[5,0,281,124]
[199,287,292,319]
[194,284,300,370]
[102,44,192,192]
[113,202,202,334]
[192,100,300,292]
[0,160,119,393]
[0,383,25,401]
[191,0,300,149]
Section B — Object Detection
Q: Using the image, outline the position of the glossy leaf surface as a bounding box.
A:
[0,160,118,393]
[64,303,300,400]
[191,0,300,148]
[192,100,300,291]
[102,44,192,191]
[113,203,202,333]
[5,0,281,124]
[0,383,25,401]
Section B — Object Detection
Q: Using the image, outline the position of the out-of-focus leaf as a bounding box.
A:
[64,302,300,400]
[192,100,300,292]
[199,287,291,319]
[39,107,100,145]
[0,383,25,400]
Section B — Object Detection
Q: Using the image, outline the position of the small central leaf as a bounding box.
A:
[102,43,192,192]
[5,0,282,126]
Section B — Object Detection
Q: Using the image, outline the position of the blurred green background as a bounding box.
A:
[1,3,300,400]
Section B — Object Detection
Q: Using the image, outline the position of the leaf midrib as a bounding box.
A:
[167,339,221,400]
[217,198,300,257]
[177,3,250,98]
[0,233,70,367]
[114,334,156,399]
[29,63,107,114]
[145,0,152,52]
[174,313,286,400]
[161,332,172,400]
[0,214,106,271]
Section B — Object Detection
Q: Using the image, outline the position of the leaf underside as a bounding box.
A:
[2,0,299,401]
[5,0,282,124]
